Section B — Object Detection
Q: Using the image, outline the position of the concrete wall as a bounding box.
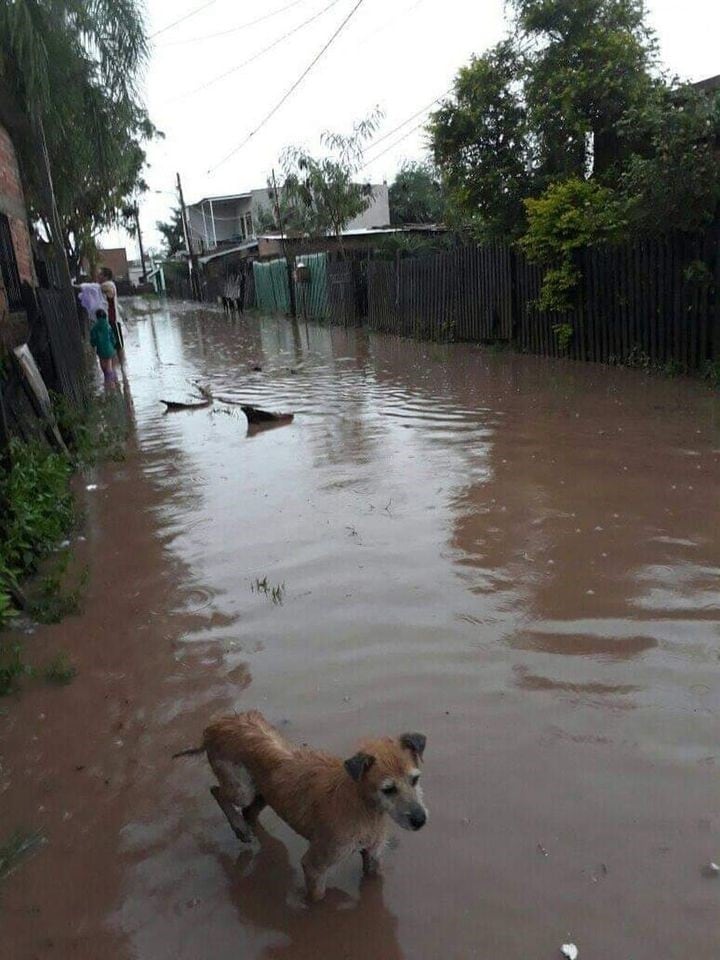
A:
[346,184,390,230]
[97,247,129,280]
[188,183,389,250]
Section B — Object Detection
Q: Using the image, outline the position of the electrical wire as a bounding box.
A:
[357,89,450,170]
[366,90,450,153]
[168,0,343,104]
[359,121,426,171]
[150,0,218,40]
[208,0,366,174]
[158,0,308,47]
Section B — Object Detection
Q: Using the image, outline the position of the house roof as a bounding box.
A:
[258,224,443,241]
[198,239,259,264]
[693,75,720,93]
[189,193,252,207]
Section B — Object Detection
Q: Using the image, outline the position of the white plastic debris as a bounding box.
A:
[85,484,98,491]
[708,862,719,875]
[561,945,579,960]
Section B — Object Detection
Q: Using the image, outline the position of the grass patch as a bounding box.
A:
[0,641,30,696]
[0,829,45,882]
[29,554,89,626]
[0,439,74,637]
[43,652,77,686]
[53,391,129,466]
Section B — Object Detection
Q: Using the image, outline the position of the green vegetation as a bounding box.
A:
[0,829,45,881]
[0,0,155,273]
[430,0,720,305]
[389,161,445,225]
[54,392,129,466]
[156,207,185,257]
[0,439,74,632]
[43,652,78,686]
[277,109,384,255]
[1,388,129,692]
[30,555,88,625]
[520,178,624,312]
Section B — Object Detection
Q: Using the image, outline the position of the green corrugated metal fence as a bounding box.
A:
[253,253,329,319]
[295,253,328,321]
[253,258,290,314]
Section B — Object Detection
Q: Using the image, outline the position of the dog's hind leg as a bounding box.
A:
[242,794,267,824]
[210,785,253,843]
[208,758,257,842]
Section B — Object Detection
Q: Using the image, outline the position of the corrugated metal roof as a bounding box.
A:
[198,239,259,264]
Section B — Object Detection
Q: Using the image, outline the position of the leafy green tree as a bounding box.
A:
[430,0,657,238]
[279,109,384,255]
[618,85,720,233]
[430,40,532,239]
[0,0,153,270]
[516,0,657,180]
[389,161,445,225]
[156,208,186,257]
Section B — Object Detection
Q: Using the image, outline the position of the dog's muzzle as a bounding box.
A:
[408,806,427,831]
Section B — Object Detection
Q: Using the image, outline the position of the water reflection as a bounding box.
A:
[220,826,404,960]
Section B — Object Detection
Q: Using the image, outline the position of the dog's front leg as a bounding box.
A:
[361,843,384,877]
[302,845,336,902]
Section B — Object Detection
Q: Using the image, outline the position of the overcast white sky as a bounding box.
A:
[115,0,720,255]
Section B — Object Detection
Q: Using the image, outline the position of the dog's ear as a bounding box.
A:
[400,732,427,762]
[344,752,375,782]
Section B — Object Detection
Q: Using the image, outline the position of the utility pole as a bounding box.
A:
[134,205,147,282]
[176,171,201,301]
[271,168,297,320]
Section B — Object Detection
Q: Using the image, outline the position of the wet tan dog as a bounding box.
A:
[174,710,428,901]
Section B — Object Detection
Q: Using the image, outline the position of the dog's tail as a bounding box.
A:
[172,746,205,759]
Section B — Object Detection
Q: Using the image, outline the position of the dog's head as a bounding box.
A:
[344,732,428,831]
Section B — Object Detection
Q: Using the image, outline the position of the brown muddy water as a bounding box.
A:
[2,300,719,960]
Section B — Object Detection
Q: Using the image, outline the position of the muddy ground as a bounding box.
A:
[2,300,719,959]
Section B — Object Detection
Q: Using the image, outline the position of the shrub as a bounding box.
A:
[521,178,625,312]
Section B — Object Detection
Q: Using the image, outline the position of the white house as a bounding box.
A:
[187,184,390,252]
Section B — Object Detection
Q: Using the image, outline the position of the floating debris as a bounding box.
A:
[85,484,98,491]
[241,405,294,425]
[701,861,719,878]
[561,945,579,960]
[160,398,212,411]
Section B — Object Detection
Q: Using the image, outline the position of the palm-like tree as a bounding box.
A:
[0,0,147,109]
[0,0,151,272]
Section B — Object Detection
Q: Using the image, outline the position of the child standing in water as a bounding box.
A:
[90,308,117,387]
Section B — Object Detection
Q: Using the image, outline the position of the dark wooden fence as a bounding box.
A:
[368,244,514,342]
[365,233,720,370]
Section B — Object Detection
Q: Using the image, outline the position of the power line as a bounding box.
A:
[158,0,308,47]
[208,0,366,174]
[367,90,450,152]
[150,0,218,40]
[360,121,426,170]
[358,90,450,170]
[169,0,343,104]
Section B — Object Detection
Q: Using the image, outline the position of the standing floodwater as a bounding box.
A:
[2,300,719,960]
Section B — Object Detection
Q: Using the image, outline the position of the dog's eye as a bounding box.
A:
[381,784,398,796]
[410,775,420,787]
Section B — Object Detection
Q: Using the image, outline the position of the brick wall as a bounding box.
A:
[0,121,35,330]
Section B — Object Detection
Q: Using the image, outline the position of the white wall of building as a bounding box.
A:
[188,183,389,250]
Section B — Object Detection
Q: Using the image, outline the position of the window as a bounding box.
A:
[0,212,23,309]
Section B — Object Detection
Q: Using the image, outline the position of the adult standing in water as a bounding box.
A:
[99,266,124,359]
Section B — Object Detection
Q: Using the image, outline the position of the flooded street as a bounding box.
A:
[2,299,719,959]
